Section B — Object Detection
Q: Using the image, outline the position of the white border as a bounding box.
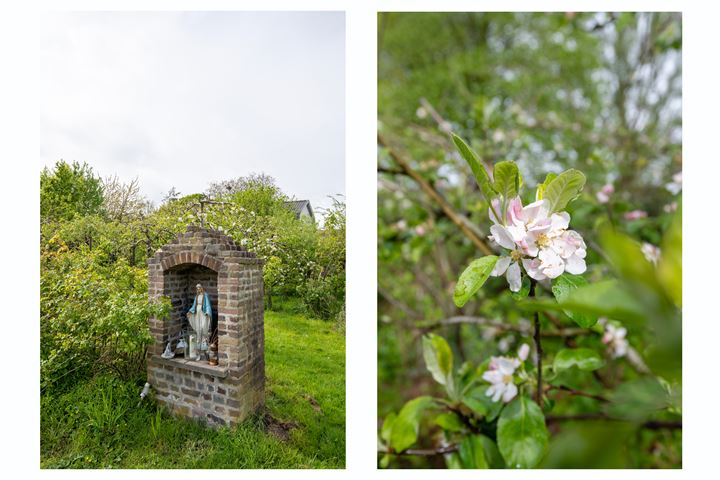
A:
[2,0,718,478]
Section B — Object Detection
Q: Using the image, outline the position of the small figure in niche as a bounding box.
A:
[187,283,212,361]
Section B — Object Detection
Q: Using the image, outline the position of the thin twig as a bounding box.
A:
[378,132,493,255]
[379,444,459,457]
[530,279,543,405]
[547,385,609,403]
[414,315,587,338]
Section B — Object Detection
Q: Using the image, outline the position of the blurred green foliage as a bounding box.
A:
[378,12,681,469]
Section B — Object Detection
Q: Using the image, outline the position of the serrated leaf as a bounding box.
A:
[389,396,436,452]
[551,274,596,327]
[497,396,548,468]
[536,172,558,200]
[422,334,455,397]
[497,395,549,468]
[543,169,586,212]
[452,134,497,201]
[493,161,520,201]
[553,348,605,372]
[454,256,499,307]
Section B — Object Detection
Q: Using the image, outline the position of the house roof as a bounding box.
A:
[284,200,314,220]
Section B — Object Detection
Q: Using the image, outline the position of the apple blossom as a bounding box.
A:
[601,321,629,358]
[596,183,614,204]
[488,196,587,284]
[483,356,521,403]
[641,242,661,265]
[663,201,678,213]
[665,171,682,195]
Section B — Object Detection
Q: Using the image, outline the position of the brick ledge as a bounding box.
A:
[151,356,228,378]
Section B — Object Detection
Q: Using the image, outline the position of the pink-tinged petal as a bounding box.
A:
[502,382,518,403]
[507,196,524,224]
[506,224,528,243]
[550,212,570,231]
[543,262,565,279]
[482,370,503,383]
[506,261,522,292]
[527,217,552,234]
[490,225,516,250]
[522,199,548,222]
[519,235,539,257]
[518,343,530,361]
[491,256,512,277]
[564,254,586,275]
[489,198,503,224]
[496,357,518,375]
[522,258,547,280]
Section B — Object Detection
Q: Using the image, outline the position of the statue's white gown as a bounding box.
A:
[188,294,210,347]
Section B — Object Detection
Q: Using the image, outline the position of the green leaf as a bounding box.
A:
[389,396,436,452]
[380,412,396,443]
[435,412,464,432]
[553,348,605,372]
[422,334,455,397]
[535,172,558,200]
[497,395,549,468]
[454,256,499,307]
[658,205,682,306]
[551,274,596,328]
[452,134,496,200]
[458,435,489,469]
[493,161,520,201]
[463,386,503,422]
[522,280,646,324]
[543,169,586,212]
[605,377,669,421]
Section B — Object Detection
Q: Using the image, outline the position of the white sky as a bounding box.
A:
[40,11,345,216]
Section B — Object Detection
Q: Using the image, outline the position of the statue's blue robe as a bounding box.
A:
[188,292,212,317]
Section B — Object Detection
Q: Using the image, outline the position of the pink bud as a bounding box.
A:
[624,210,648,221]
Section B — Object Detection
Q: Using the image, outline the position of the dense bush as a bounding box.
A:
[40,163,345,391]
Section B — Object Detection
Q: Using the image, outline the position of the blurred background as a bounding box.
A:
[378,12,681,468]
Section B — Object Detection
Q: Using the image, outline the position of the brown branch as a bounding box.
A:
[378,132,493,255]
[379,444,459,457]
[547,385,609,403]
[415,315,587,338]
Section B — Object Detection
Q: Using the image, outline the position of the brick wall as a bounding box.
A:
[147,226,264,426]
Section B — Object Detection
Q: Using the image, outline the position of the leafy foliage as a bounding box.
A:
[378,11,681,469]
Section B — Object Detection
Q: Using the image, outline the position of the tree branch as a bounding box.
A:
[378,132,493,255]
[379,444,459,457]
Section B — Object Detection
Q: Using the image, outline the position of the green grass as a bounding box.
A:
[40,299,345,469]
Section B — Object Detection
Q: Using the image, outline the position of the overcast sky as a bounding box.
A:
[40,11,345,217]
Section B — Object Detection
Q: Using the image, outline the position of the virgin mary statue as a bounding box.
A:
[187,283,212,356]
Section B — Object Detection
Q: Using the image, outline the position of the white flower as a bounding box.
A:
[665,171,682,195]
[663,202,678,213]
[416,106,428,119]
[518,343,530,361]
[596,183,614,204]
[641,242,661,265]
[602,322,629,358]
[488,196,587,284]
[482,356,520,403]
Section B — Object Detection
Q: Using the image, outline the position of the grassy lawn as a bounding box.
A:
[40,300,345,469]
